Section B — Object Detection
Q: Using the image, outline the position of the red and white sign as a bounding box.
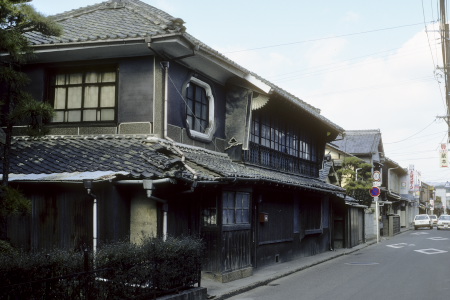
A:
[370,187,381,197]
[373,171,381,181]
[440,143,448,168]
[409,165,414,191]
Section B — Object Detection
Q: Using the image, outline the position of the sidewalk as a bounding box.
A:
[202,229,410,300]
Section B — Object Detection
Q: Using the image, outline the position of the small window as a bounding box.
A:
[303,197,322,231]
[49,68,117,123]
[202,197,217,226]
[185,77,215,142]
[222,191,250,225]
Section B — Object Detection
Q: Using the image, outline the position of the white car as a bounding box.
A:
[413,214,433,230]
[436,215,450,230]
[429,214,438,226]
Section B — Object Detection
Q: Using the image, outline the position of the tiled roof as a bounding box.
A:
[24,0,343,134]
[26,0,185,45]
[2,135,344,195]
[332,129,382,155]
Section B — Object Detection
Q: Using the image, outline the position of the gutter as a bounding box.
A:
[214,177,345,195]
[31,38,147,51]
[114,178,177,186]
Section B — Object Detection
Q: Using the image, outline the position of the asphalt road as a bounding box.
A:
[228,228,450,300]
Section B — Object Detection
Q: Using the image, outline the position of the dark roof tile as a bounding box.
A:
[333,129,382,155]
[25,0,185,45]
[2,135,344,194]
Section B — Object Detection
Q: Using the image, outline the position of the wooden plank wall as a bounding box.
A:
[201,228,221,273]
[15,183,130,252]
[222,229,252,272]
[31,187,92,251]
[258,192,294,245]
[348,207,364,248]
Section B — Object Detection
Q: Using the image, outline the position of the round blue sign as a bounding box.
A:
[369,187,381,197]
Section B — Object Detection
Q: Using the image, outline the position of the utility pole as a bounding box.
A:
[439,0,450,142]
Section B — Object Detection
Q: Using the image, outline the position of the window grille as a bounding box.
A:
[50,68,117,123]
[245,108,320,177]
[222,191,250,225]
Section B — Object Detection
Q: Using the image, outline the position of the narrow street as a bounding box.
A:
[228,229,450,300]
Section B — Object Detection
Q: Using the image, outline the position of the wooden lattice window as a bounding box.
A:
[223,191,250,225]
[185,77,215,142]
[50,68,117,123]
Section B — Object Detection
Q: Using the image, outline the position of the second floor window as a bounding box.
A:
[50,68,117,123]
[184,77,215,142]
[250,112,317,162]
[186,80,209,133]
[245,108,320,177]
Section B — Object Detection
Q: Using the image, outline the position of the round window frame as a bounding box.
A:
[185,76,215,142]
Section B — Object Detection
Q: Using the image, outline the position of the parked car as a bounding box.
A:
[413,214,433,230]
[429,214,438,226]
[436,215,450,230]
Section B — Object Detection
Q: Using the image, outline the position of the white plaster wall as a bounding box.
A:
[364,206,377,241]
[130,195,157,244]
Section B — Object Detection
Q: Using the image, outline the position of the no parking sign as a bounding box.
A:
[369,186,381,197]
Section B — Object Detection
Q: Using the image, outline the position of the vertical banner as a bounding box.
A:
[416,170,421,193]
[440,143,448,168]
[409,165,415,192]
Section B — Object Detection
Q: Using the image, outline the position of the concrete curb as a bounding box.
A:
[212,240,378,300]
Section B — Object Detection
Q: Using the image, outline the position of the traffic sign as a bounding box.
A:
[369,186,381,197]
[373,181,381,187]
[373,171,381,181]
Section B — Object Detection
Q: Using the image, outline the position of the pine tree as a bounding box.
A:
[0,0,62,239]
[1,0,61,185]
[336,156,374,207]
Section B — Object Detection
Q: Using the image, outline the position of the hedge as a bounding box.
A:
[0,236,204,299]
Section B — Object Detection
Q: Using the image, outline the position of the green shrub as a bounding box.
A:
[0,186,31,217]
[0,240,17,255]
[95,236,204,298]
[0,248,84,299]
[0,236,204,299]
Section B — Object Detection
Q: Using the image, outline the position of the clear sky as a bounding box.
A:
[31,0,450,184]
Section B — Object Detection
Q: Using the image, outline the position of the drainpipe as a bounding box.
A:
[83,179,97,255]
[143,179,172,241]
[160,61,198,181]
[161,61,169,140]
[93,197,97,253]
[116,179,175,241]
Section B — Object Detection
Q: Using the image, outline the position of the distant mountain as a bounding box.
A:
[425,182,450,188]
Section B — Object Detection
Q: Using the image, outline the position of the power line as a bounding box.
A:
[387,131,447,153]
[423,0,439,69]
[384,119,438,144]
[268,47,406,80]
[422,0,447,109]
[223,22,433,54]
[304,75,436,98]
[386,132,447,151]
[388,149,437,156]
[265,40,440,86]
